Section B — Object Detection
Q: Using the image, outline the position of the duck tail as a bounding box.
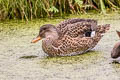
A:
[92,24,110,42]
[96,24,110,35]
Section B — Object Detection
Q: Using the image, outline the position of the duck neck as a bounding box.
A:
[42,36,57,51]
[46,30,59,40]
[43,30,61,47]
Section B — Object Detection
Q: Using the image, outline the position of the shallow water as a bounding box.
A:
[0,13,120,80]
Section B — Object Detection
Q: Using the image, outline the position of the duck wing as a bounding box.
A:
[64,22,93,38]
[56,18,97,37]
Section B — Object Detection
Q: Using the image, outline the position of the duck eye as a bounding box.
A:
[40,28,46,32]
[43,28,47,30]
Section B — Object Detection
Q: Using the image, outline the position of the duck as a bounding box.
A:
[31,18,110,57]
[111,31,120,63]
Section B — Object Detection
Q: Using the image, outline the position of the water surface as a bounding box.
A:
[0,13,120,80]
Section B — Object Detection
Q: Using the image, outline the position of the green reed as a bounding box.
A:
[0,0,120,21]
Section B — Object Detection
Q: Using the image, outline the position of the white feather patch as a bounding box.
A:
[91,31,95,37]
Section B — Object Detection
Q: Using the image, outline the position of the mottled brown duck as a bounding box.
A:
[31,18,110,56]
[111,31,120,63]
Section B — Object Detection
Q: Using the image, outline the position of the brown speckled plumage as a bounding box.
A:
[32,18,110,56]
[56,18,97,37]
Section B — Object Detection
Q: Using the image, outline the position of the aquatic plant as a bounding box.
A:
[0,0,120,21]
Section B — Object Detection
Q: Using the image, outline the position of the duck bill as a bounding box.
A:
[31,36,42,43]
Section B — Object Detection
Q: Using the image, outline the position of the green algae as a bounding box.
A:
[0,13,120,80]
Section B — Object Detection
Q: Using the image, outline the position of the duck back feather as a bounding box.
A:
[56,18,97,36]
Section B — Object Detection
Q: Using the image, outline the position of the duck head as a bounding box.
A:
[111,42,120,58]
[116,30,120,38]
[111,31,120,63]
[31,24,61,43]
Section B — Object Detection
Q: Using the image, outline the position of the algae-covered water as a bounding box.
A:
[0,13,120,80]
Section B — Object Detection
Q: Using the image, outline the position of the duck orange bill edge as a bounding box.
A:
[31,36,41,43]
